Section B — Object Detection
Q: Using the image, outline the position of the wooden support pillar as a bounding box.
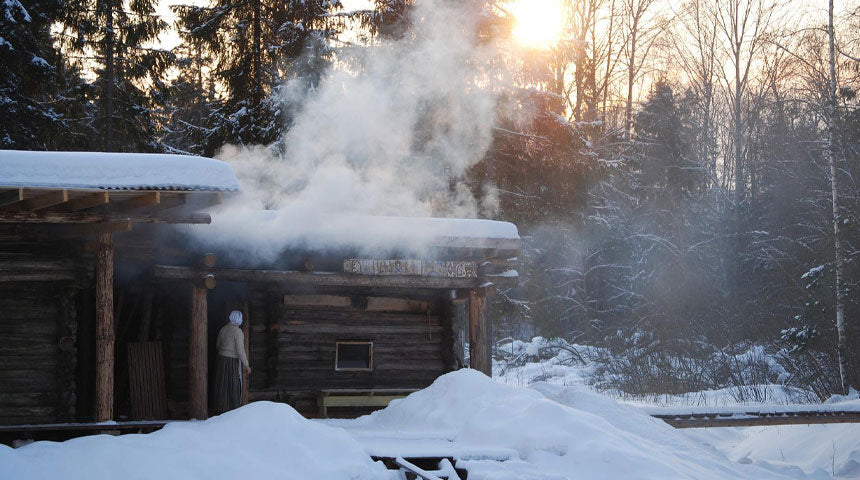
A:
[469,289,491,376]
[189,284,208,419]
[95,233,114,422]
[240,301,250,406]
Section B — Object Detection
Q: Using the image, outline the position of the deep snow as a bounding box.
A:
[2,369,857,479]
[495,337,860,479]
[0,402,393,479]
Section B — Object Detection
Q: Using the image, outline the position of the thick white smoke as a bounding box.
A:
[190,0,510,261]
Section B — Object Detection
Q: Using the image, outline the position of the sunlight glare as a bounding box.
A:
[509,0,565,50]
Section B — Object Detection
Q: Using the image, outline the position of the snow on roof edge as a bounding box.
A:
[0,150,240,192]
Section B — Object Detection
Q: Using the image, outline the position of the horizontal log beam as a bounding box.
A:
[61,220,132,237]
[193,274,217,290]
[431,235,521,251]
[0,271,80,282]
[124,213,211,224]
[0,210,211,225]
[0,420,170,434]
[153,265,496,289]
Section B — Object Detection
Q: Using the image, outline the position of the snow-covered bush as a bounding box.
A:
[494,336,822,404]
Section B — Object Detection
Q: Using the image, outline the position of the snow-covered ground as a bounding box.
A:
[495,336,860,479]
[0,401,394,480]
[4,367,858,479]
[328,370,808,479]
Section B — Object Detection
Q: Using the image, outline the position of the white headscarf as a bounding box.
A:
[229,310,243,326]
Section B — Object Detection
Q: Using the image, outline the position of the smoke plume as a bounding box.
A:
[189,0,511,261]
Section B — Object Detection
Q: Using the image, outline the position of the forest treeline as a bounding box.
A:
[2,0,859,398]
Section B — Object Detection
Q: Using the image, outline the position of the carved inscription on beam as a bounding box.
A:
[343,259,478,278]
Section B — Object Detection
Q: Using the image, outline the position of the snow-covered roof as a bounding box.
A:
[0,150,240,191]
[190,209,520,262]
[344,215,520,241]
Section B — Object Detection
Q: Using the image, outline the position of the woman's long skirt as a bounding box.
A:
[213,354,241,414]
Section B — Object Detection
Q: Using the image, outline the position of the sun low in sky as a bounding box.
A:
[508,0,566,50]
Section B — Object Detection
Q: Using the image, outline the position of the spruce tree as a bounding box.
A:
[57,0,171,152]
[174,0,344,150]
[0,0,64,148]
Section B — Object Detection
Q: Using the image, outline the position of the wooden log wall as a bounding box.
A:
[161,285,459,418]
[0,283,79,425]
[264,294,451,416]
[0,228,91,425]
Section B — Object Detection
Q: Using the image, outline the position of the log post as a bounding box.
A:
[95,233,114,422]
[469,289,491,376]
[189,284,208,419]
[241,301,250,406]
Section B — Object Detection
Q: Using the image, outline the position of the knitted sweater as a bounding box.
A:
[216,324,249,368]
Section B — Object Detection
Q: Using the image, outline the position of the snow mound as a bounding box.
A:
[355,369,793,479]
[0,401,392,480]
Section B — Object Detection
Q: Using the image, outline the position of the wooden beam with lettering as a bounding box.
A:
[344,259,478,278]
[153,265,518,289]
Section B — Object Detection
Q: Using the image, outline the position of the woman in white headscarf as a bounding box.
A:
[213,310,251,414]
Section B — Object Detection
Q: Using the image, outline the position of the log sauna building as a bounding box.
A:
[0,151,520,431]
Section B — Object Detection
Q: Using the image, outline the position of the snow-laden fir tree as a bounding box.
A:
[172,0,344,151]
[56,0,171,152]
[0,0,63,148]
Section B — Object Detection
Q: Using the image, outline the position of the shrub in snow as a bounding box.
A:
[494,336,819,405]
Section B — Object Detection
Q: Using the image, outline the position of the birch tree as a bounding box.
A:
[620,0,659,137]
[826,0,851,394]
[713,0,776,300]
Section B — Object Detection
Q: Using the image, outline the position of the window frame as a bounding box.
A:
[334,341,374,372]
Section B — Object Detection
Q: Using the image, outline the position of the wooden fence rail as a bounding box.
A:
[653,410,860,428]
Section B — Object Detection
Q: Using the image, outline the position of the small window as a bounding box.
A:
[335,342,373,371]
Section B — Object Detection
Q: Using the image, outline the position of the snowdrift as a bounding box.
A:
[3,369,838,479]
[0,402,393,480]
[685,422,860,478]
[353,369,794,479]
